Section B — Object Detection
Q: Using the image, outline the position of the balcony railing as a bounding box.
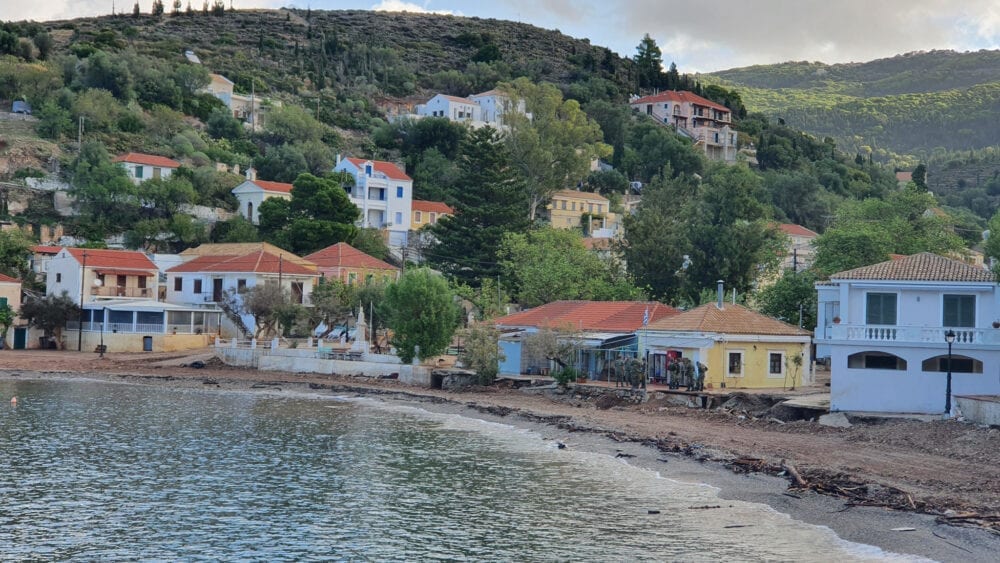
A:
[91,286,154,298]
[68,321,213,335]
[830,324,995,345]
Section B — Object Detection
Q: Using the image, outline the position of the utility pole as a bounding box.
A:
[78,251,88,352]
[77,116,86,154]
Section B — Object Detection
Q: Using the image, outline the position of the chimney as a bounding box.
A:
[335,153,342,166]
[717,280,724,309]
[246,167,256,181]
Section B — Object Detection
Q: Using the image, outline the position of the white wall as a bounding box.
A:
[830,344,1000,413]
[417,94,481,122]
[45,251,83,304]
[334,159,412,244]
[120,162,175,185]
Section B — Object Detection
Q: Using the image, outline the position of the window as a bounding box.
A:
[174,277,182,291]
[0,297,6,308]
[395,212,403,225]
[348,272,357,285]
[116,275,126,288]
[560,200,567,210]
[396,186,404,198]
[429,212,437,224]
[597,205,602,214]
[588,203,594,212]
[138,276,147,289]
[194,279,203,294]
[365,165,372,176]
[134,166,143,179]
[727,351,744,377]
[56,273,61,282]
[943,295,975,327]
[866,293,897,325]
[571,202,577,211]
[847,352,907,370]
[152,167,162,180]
[237,279,247,291]
[921,354,983,373]
[768,352,784,377]
[415,211,422,222]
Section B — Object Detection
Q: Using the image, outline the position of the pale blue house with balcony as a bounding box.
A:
[815,253,1000,414]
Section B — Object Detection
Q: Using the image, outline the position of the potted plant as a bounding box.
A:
[833,316,841,324]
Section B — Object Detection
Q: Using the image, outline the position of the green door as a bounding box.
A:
[13,327,27,350]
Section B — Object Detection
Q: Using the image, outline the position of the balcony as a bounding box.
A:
[829,324,1000,345]
[91,286,155,299]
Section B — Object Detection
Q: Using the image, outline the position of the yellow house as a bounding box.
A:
[547,190,619,236]
[411,200,454,230]
[641,298,812,389]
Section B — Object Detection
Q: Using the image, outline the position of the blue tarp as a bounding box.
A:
[12,101,31,114]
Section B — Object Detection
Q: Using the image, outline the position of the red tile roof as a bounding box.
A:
[412,200,454,215]
[168,251,318,276]
[582,237,611,251]
[253,180,294,194]
[65,248,157,271]
[344,157,412,181]
[830,252,994,282]
[434,94,476,104]
[113,152,181,168]
[646,303,810,336]
[777,224,818,238]
[31,245,62,255]
[896,171,913,182]
[494,301,679,332]
[305,243,398,272]
[0,273,20,283]
[630,90,730,113]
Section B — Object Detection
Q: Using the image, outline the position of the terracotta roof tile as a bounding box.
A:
[0,273,20,283]
[31,245,62,254]
[180,243,315,270]
[630,90,731,113]
[65,248,157,271]
[254,180,294,194]
[777,223,818,238]
[344,157,412,181]
[113,152,181,168]
[305,243,398,272]
[412,200,454,214]
[494,301,679,332]
[646,303,810,336]
[830,252,994,282]
[552,189,609,202]
[168,251,318,276]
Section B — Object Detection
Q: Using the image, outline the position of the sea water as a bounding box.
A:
[0,379,920,561]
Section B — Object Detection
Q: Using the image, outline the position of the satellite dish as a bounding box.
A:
[93,279,103,287]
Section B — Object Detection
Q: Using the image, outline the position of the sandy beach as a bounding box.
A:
[2,349,999,561]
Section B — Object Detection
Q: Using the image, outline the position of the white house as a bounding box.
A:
[815,253,1000,414]
[629,90,737,162]
[46,247,159,305]
[468,89,527,127]
[113,152,181,185]
[165,246,319,336]
[416,94,482,123]
[231,168,293,225]
[200,73,278,130]
[334,156,413,248]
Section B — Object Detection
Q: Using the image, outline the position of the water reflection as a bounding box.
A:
[0,380,905,561]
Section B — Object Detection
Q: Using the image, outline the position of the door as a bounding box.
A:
[646,104,652,115]
[212,278,224,302]
[13,327,26,350]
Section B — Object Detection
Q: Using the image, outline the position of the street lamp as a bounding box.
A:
[944,329,956,416]
[99,306,107,358]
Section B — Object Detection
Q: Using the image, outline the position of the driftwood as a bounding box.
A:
[781,459,807,488]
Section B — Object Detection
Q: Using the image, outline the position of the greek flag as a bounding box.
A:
[642,306,650,327]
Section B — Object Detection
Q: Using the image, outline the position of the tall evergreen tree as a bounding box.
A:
[428,127,530,286]
[634,34,664,90]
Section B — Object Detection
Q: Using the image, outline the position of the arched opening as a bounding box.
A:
[847,351,907,370]
[921,355,983,374]
[247,201,253,221]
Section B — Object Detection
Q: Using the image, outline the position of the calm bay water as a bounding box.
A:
[0,379,911,561]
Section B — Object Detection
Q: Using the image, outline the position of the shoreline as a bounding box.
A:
[3,367,999,561]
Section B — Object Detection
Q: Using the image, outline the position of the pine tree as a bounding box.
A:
[133,1,141,16]
[152,0,164,16]
[634,33,663,91]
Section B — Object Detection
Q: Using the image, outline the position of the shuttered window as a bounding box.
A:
[866,293,897,325]
[943,295,975,327]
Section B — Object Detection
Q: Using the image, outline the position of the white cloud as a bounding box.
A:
[370,1,455,15]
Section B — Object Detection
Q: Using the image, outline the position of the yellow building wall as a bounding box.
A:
[704,339,808,389]
[411,211,452,230]
[65,331,215,353]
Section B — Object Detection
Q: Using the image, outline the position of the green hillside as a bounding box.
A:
[705,50,1000,160]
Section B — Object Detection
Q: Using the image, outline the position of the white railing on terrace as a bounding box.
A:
[831,324,995,345]
[69,321,214,335]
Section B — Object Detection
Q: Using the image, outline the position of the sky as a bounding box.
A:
[3,0,999,72]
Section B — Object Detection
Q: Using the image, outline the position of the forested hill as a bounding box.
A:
[40,8,633,101]
[705,50,1000,160]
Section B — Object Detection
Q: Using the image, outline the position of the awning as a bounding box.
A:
[95,269,155,277]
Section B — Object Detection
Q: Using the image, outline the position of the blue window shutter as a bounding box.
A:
[396,186,403,198]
